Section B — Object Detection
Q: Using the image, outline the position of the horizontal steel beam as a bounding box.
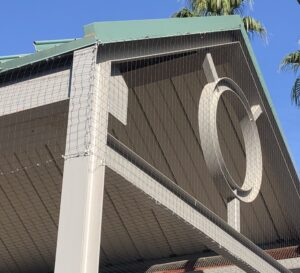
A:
[106,135,290,273]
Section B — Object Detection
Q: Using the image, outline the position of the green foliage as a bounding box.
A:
[173,0,266,36]
[243,16,265,37]
[281,51,300,72]
[189,0,237,15]
[279,0,300,108]
[172,8,195,17]
[281,51,300,107]
[291,77,300,107]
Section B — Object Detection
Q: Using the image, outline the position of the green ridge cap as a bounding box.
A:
[34,39,77,52]
[84,15,242,43]
[0,54,31,64]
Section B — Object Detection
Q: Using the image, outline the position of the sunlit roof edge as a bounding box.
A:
[0,16,242,74]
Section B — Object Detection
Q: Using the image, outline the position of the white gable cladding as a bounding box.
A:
[0,68,70,116]
[0,18,299,273]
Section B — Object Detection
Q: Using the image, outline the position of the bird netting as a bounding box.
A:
[0,29,299,273]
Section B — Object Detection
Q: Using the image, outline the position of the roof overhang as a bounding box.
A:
[0,16,243,74]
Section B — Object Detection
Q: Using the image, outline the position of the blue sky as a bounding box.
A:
[1,0,299,173]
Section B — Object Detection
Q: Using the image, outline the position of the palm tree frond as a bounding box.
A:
[173,1,266,38]
[231,0,247,15]
[184,0,257,17]
[230,0,245,12]
[189,0,208,14]
[222,0,232,15]
[211,0,223,14]
[243,16,266,37]
[281,51,300,107]
[281,51,300,72]
[190,0,229,15]
[291,77,300,107]
[172,8,195,18]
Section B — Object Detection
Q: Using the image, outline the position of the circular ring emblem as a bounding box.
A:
[198,77,263,203]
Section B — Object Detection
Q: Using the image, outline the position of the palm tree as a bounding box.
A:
[280,1,300,107]
[173,0,266,37]
[281,51,300,107]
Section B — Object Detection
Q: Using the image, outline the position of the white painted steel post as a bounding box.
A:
[54,46,110,273]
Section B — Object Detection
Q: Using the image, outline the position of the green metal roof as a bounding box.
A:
[83,15,242,43]
[0,37,97,73]
[0,15,242,74]
[0,54,31,64]
[33,39,77,52]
